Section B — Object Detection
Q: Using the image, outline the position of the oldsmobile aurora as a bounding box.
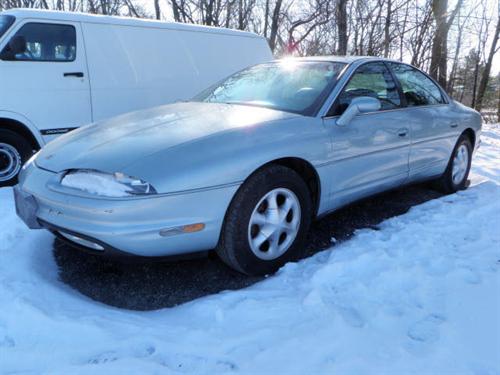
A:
[14,57,481,275]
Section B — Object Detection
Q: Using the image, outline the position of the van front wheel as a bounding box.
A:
[0,129,33,187]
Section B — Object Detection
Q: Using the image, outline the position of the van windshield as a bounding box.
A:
[194,61,346,116]
[0,15,15,39]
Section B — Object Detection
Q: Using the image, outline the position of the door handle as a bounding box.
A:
[64,72,84,78]
[450,123,458,128]
[397,128,409,137]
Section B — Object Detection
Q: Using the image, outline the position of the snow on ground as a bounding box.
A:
[1,125,499,375]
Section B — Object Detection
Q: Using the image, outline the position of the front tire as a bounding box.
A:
[217,165,312,275]
[0,129,33,187]
[434,134,473,194]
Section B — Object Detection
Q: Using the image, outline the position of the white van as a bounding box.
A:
[0,9,272,185]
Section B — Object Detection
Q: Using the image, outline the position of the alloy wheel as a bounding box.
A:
[452,144,469,185]
[247,188,301,260]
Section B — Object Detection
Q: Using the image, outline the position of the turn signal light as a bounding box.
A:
[159,223,205,237]
[183,223,205,233]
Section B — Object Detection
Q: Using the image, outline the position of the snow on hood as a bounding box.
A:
[36,102,297,174]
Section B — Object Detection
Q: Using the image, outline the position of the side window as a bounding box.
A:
[389,63,444,106]
[1,23,76,62]
[329,62,401,116]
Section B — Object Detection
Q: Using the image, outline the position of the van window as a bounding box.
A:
[2,23,76,62]
[388,63,445,106]
[0,15,15,39]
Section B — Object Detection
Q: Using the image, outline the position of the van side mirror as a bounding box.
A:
[336,96,381,126]
[0,35,27,60]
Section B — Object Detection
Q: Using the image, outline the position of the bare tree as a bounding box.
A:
[429,0,463,88]
[476,15,500,111]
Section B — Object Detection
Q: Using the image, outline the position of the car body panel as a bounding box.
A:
[322,109,411,210]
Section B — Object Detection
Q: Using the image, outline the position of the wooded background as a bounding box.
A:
[1,0,499,118]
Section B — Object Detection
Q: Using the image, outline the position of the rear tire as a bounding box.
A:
[433,134,472,194]
[0,129,34,187]
[217,165,312,275]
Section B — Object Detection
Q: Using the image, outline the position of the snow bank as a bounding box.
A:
[1,125,499,374]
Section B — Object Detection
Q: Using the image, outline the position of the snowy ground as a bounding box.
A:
[1,125,499,374]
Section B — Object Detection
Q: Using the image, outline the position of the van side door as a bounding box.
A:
[0,20,91,142]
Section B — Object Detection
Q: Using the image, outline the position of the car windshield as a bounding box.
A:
[0,15,15,39]
[194,61,346,116]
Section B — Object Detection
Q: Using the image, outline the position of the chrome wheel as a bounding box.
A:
[452,144,469,185]
[0,143,22,182]
[248,188,301,261]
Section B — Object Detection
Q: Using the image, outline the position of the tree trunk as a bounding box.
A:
[383,0,392,57]
[238,0,244,29]
[475,18,500,111]
[269,0,283,52]
[430,0,463,88]
[264,0,270,37]
[471,56,480,108]
[447,12,465,94]
[430,0,447,85]
[154,0,161,19]
[336,0,347,55]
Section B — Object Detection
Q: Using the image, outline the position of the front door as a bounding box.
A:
[322,62,411,209]
[0,19,91,142]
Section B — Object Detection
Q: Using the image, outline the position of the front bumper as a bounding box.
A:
[15,164,239,257]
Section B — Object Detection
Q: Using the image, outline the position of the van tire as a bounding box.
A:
[0,129,33,187]
[216,165,312,276]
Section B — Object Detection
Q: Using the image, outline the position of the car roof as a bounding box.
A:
[1,9,263,39]
[277,55,400,64]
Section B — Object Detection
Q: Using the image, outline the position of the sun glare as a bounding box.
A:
[279,58,299,71]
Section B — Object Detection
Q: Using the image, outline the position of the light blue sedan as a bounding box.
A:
[14,56,481,275]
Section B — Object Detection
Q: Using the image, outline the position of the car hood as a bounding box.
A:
[36,102,298,174]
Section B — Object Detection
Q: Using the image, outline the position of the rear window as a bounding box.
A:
[0,15,15,39]
[388,63,445,106]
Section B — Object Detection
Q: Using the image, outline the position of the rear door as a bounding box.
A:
[322,62,410,209]
[0,19,91,142]
[387,63,455,180]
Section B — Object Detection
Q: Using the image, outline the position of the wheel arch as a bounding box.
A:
[0,116,42,151]
[461,128,476,149]
[249,157,322,218]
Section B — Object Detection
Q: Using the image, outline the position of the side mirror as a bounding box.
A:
[336,96,381,126]
[0,35,27,60]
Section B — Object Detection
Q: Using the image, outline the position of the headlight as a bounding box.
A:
[60,169,157,197]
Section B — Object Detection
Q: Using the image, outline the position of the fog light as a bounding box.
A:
[159,223,205,237]
[59,232,105,251]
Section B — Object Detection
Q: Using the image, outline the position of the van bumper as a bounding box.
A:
[16,163,238,257]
